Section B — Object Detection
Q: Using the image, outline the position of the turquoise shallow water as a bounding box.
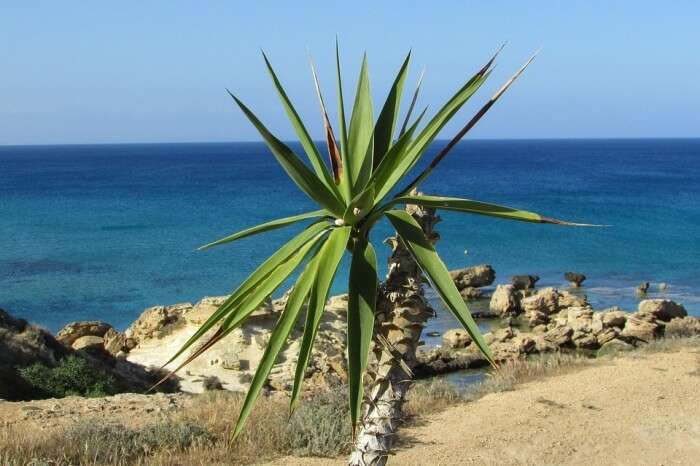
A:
[1,139,699,333]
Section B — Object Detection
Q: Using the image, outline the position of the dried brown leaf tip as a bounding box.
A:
[309,56,343,183]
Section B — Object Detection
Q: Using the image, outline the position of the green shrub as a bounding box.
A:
[18,355,118,398]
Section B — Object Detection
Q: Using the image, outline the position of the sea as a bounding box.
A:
[1,139,699,339]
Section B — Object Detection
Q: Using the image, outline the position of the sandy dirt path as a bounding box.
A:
[266,348,700,465]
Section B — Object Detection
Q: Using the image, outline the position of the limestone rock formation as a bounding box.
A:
[511,274,540,290]
[489,284,521,316]
[450,264,495,290]
[442,329,472,349]
[56,321,112,347]
[564,272,586,287]
[637,299,687,322]
[122,293,348,394]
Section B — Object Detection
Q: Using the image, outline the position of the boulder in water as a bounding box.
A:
[564,272,586,287]
[636,282,650,294]
[511,274,539,290]
[450,264,495,290]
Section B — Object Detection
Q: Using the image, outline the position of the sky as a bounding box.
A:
[1,1,699,145]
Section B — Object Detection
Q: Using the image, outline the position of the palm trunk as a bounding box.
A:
[349,200,440,466]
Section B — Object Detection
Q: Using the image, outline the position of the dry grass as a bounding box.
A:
[0,388,350,466]
[405,336,700,417]
[2,336,697,465]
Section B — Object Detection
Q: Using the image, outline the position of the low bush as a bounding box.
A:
[18,355,118,398]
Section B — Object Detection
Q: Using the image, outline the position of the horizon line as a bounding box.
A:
[2,136,700,148]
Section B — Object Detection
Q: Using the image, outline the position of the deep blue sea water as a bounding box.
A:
[1,139,699,333]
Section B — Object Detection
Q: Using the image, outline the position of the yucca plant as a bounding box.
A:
[155,42,588,465]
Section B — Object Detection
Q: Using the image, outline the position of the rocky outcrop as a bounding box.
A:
[416,292,699,377]
[450,264,495,290]
[0,308,175,401]
[637,299,687,322]
[489,285,522,317]
[564,272,586,287]
[118,294,348,394]
[56,321,112,347]
[511,274,539,290]
[442,329,472,349]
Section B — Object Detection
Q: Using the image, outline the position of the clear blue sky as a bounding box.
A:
[2,1,699,145]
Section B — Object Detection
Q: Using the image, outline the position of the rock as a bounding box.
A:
[597,338,634,357]
[72,335,105,350]
[600,310,627,329]
[572,331,598,350]
[514,336,537,354]
[620,314,662,343]
[450,264,495,290]
[459,287,485,300]
[636,282,650,294]
[103,329,135,356]
[637,299,687,322]
[665,316,700,338]
[522,288,559,315]
[125,303,192,343]
[489,285,521,316]
[596,328,619,346]
[126,294,348,394]
[566,307,594,332]
[488,327,515,344]
[526,310,548,327]
[564,272,586,287]
[56,321,112,346]
[544,326,573,346]
[557,290,588,309]
[511,274,540,290]
[442,329,472,349]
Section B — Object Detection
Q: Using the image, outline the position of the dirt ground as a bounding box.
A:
[266,348,700,466]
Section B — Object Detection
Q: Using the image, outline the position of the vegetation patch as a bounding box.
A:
[18,355,118,398]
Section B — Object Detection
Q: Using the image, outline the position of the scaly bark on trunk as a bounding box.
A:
[349,200,440,466]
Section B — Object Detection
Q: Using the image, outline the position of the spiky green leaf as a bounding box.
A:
[335,40,352,201]
[368,107,427,199]
[262,52,340,196]
[227,91,344,216]
[151,227,327,390]
[232,249,322,439]
[198,210,328,250]
[160,221,329,370]
[347,237,377,432]
[385,210,494,364]
[400,49,536,195]
[388,195,596,226]
[374,63,494,202]
[290,226,351,412]
[347,55,374,193]
[373,52,411,168]
[398,69,424,137]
